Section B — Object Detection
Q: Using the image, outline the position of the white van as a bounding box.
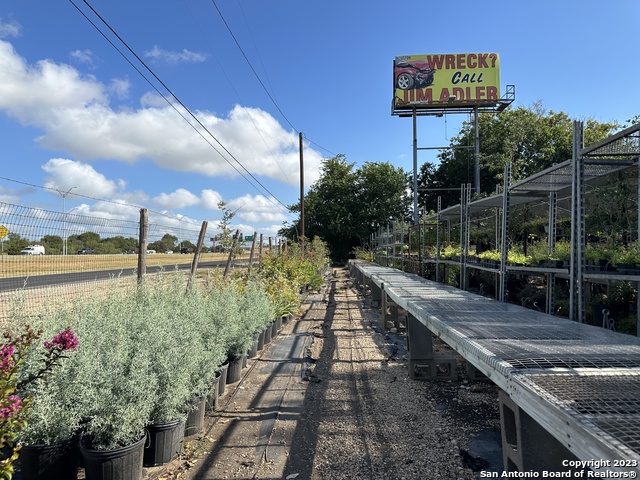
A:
[20,245,45,255]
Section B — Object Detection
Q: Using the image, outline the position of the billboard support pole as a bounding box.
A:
[412,109,419,225]
[474,106,480,195]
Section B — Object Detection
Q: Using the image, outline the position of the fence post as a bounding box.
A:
[186,221,208,292]
[223,229,240,280]
[137,208,148,285]
[248,231,258,275]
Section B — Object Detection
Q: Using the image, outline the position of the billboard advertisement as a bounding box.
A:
[393,53,500,111]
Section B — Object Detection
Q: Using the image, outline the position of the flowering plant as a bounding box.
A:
[0,325,78,478]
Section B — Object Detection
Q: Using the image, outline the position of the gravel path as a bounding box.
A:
[148,267,502,480]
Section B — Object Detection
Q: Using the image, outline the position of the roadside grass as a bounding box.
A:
[0,252,243,278]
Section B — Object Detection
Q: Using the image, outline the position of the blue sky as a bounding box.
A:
[0,0,638,243]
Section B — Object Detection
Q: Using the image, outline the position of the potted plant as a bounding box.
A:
[239,280,276,359]
[1,321,80,480]
[615,244,640,275]
[65,282,157,480]
[133,274,192,464]
[210,283,249,385]
[16,328,82,480]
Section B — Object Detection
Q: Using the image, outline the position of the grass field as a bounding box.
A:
[0,252,245,278]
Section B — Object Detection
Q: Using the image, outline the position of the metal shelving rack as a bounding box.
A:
[374,121,640,331]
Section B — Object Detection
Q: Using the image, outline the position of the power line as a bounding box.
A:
[209,0,337,158]
[0,175,202,225]
[70,0,293,217]
[180,0,295,187]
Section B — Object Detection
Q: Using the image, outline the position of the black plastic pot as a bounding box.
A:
[271,318,280,338]
[263,323,273,345]
[80,434,145,480]
[206,375,220,412]
[143,420,184,467]
[20,437,79,480]
[226,355,245,384]
[217,362,229,396]
[184,397,206,437]
[256,329,265,351]
[248,333,259,358]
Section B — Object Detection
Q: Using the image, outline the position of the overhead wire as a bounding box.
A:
[208,0,337,158]
[70,0,294,217]
[180,0,294,187]
[0,175,202,225]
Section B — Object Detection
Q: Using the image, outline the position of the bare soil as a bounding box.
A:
[146,267,502,480]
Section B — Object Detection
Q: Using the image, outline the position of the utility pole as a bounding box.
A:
[299,132,305,243]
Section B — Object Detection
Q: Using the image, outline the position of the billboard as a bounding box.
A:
[393,53,500,112]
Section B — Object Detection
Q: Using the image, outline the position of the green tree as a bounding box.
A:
[3,233,30,255]
[213,201,236,252]
[40,235,63,255]
[281,155,409,262]
[148,234,178,253]
[358,161,410,233]
[422,104,619,211]
[104,236,137,253]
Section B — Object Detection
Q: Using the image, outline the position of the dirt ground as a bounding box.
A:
[146,267,503,480]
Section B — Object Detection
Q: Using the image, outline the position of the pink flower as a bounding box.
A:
[0,395,21,419]
[0,344,15,372]
[44,329,79,351]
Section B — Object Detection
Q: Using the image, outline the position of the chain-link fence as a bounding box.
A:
[0,202,280,323]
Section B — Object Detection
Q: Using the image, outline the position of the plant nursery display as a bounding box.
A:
[0,241,329,479]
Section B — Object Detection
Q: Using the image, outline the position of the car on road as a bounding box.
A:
[20,245,45,255]
[77,248,95,254]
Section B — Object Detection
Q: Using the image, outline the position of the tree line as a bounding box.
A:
[1,232,198,255]
[280,104,629,262]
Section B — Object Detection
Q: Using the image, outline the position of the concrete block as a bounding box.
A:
[499,390,582,473]
[465,362,487,381]
[409,356,457,381]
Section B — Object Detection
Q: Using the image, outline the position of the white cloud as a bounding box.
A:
[226,194,288,223]
[0,19,21,39]
[42,158,125,198]
[70,49,96,65]
[0,40,107,126]
[144,46,206,65]
[0,39,324,186]
[0,192,19,204]
[109,78,130,99]
[153,188,200,209]
[201,189,223,209]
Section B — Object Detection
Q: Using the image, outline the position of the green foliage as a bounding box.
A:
[280,155,410,263]
[586,170,637,247]
[0,325,78,476]
[352,246,374,261]
[478,250,501,262]
[5,243,326,452]
[616,314,637,336]
[148,233,178,253]
[2,233,29,255]
[618,244,640,265]
[551,240,571,261]
[440,244,460,260]
[258,239,330,316]
[213,201,237,253]
[419,104,618,212]
[66,286,158,450]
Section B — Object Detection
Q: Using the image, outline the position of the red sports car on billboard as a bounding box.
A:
[394,60,436,90]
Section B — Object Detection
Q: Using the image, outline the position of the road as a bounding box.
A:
[0,260,230,292]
